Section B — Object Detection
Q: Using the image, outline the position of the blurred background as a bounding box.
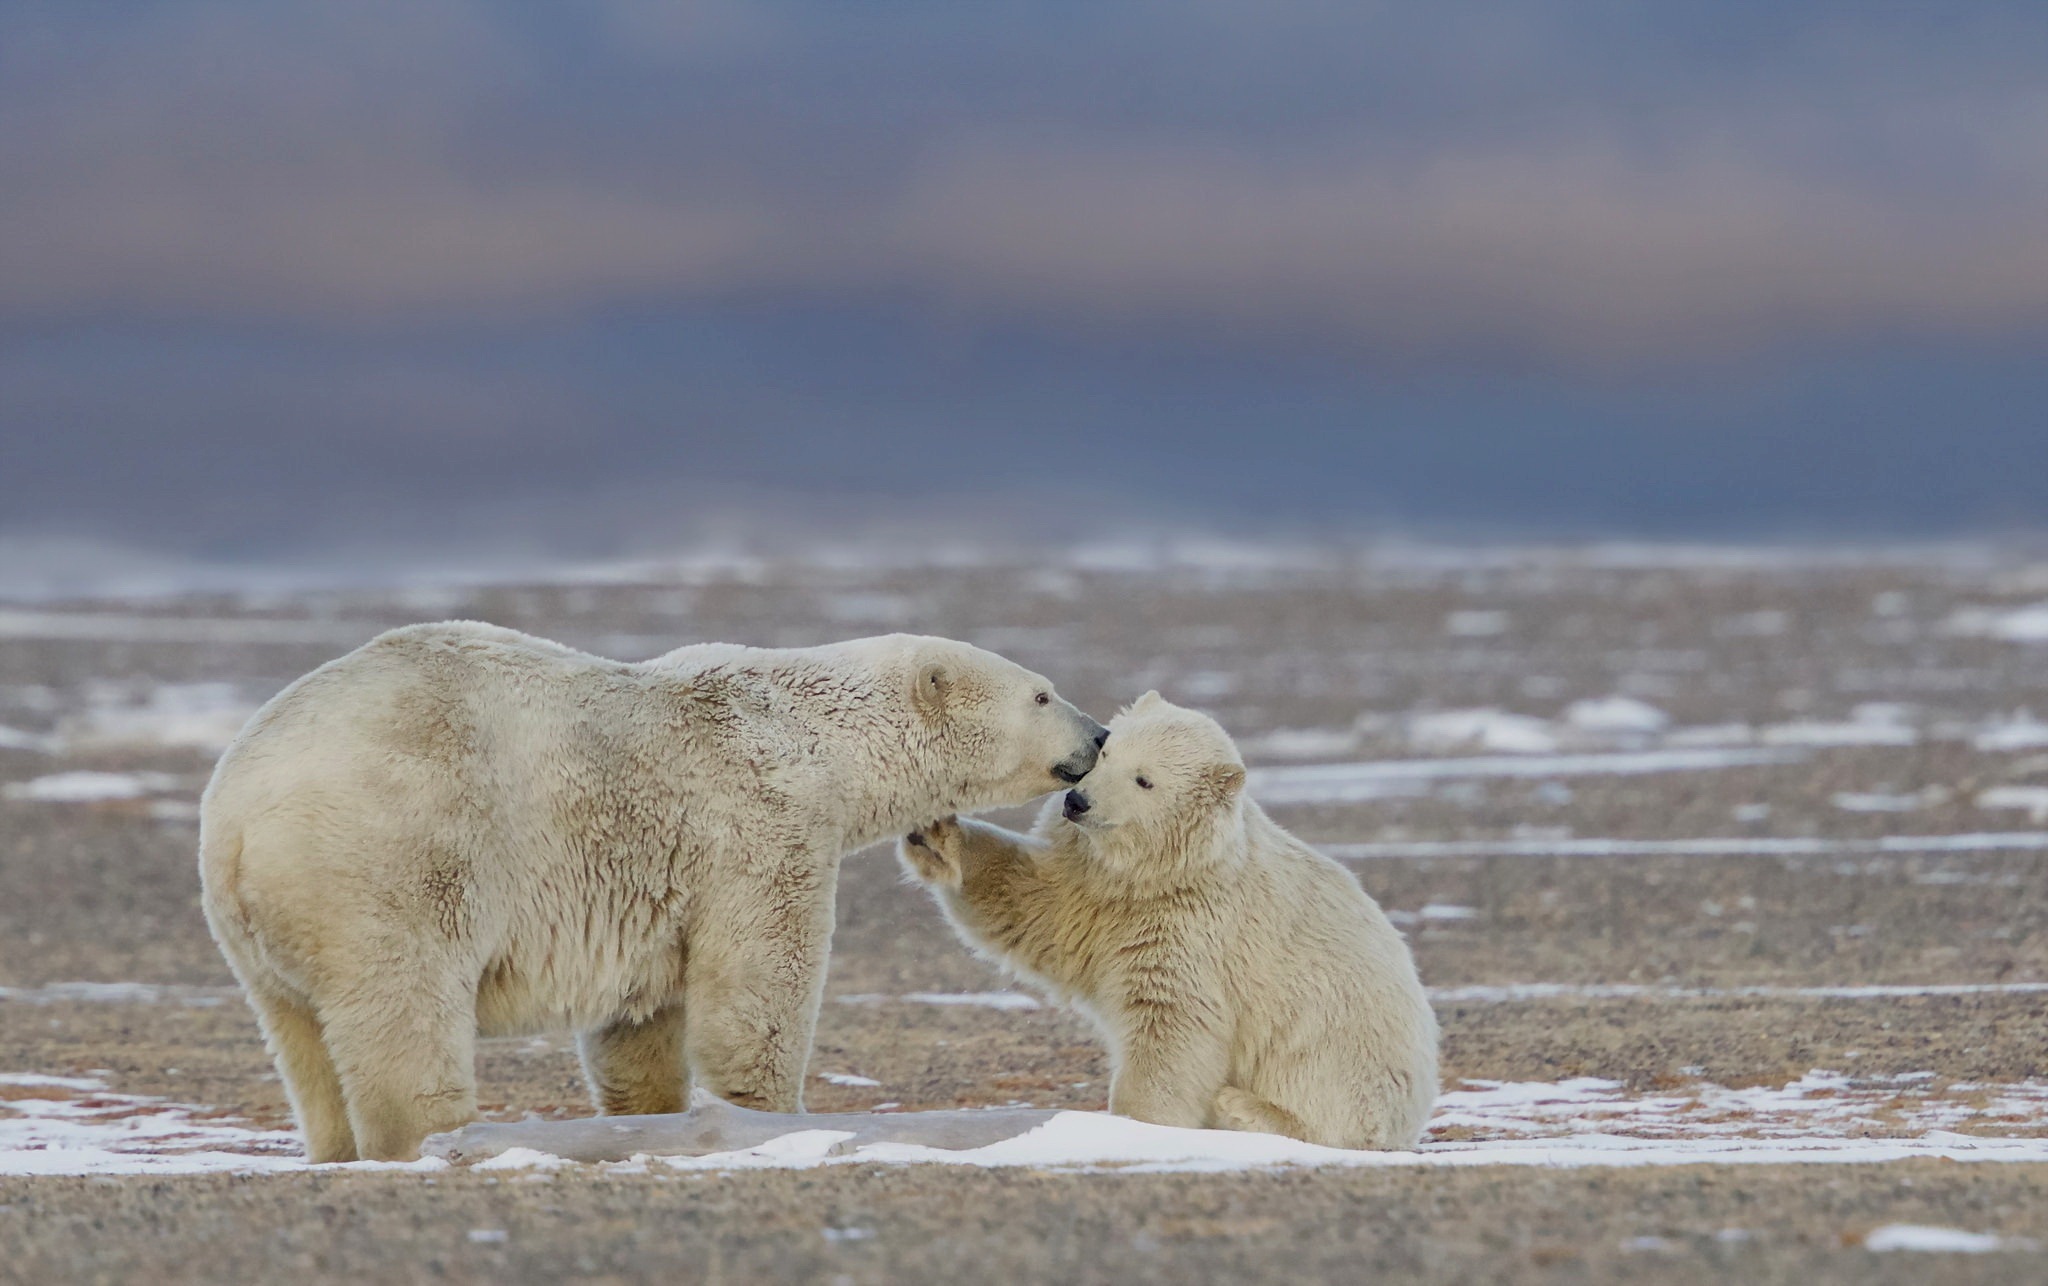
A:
[3,1,2046,592]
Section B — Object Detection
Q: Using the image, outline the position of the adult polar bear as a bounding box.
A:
[200,623,1107,1162]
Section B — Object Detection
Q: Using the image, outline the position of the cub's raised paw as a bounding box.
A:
[898,817,963,886]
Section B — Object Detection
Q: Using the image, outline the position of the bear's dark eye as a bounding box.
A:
[1034,692,1050,705]
[1135,776,1153,790]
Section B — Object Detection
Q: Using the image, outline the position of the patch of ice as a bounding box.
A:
[2,771,182,803]
[900,992,1042,1011]
[1666,723,1756,747]
[467,1229,509,1244]
[0,982,234,1007]
[1406,710,1559,755]
[0,725,59,754]
[1430,981,2048,1003]
[837,992,1043,1012]
[1250,748,1802,806]
[1974,711,2048,751]
[1863,1225,2011,1253]
[1831,790,1938,813]
[819,1073,883,1088]
[1976,787,2048,824]
[1564,697,1669,735]
[1326,832,2048,860]
[1419,904,1477,921]
[10,1065,2048,1177]
[59,681,261,753]
[1946,603,2048,643]
[1762,704,1918,747]
[472,1147,572,1172]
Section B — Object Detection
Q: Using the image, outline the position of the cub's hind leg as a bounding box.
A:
[1212,1086,1313,1142]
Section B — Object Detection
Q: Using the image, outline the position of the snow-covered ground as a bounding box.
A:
[7,1068,2046,1178]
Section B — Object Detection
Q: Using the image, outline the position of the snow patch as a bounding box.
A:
[1946,602,2048,643]
[1406,709,1558,755]
[1973,711,2048,751]
[1863,1225,2014,1254]
[1761,704,1917,748]
[1563,696,1669,735]
[9,1068,2048,1177]
[837,992,1043,1012]
[472,1147,573,1172]
[819,1073,883,1088]
[2,771,182,803]
[1327,832,2048,860]
[1250,748,1802,806]
[59,681,261,753]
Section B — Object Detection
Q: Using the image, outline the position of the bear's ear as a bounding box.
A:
[1124,689,1165,716]
[1204,763,1246,802]
[912,660,953,721]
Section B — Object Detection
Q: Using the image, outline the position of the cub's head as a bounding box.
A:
[893,636,1107,813]
[1056,691,1246,862]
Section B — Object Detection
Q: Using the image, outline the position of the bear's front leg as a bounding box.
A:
[1109,1015,1232,1131]
[681,861,838,1112]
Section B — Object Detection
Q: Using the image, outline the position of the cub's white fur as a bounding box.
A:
[899,692,1438,1150]
[200,622,1105,1161]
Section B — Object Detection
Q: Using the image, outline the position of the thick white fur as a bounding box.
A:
[899,692,1439,1150]
[199,623,1104,1161]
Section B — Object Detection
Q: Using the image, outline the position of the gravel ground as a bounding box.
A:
[4,546,2048,1282]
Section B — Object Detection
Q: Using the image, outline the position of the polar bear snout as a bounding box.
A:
[1062,789,1092,821]
[1051,718,1109,782]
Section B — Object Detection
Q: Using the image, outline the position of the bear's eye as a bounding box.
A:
[1135,775,1153,790]
[1034,691,1050,705]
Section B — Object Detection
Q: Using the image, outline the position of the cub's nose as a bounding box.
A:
[1062,789,1091,820]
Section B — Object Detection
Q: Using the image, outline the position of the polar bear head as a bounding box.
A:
[1055,691,1247,868]
[852,634,1107,818]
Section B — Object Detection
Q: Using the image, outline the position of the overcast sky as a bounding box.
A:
[4,1,2046,559]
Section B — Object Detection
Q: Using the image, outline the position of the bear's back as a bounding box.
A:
[207,622,652,817]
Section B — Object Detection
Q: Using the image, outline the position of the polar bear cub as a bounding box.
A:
[898,692,1438,1150]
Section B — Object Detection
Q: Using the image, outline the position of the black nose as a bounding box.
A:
[1063,790,1090,818]
[1092,726,1110,748]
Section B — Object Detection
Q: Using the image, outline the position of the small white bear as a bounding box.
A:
[899,692,1438,1150]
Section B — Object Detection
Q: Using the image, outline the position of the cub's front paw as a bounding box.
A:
[898,816,963,886]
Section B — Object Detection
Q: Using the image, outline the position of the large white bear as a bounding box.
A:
[199,623,1106,1161]
[899,692,1438,1151]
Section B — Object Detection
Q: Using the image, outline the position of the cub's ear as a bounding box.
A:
[1123,689,1165,716]
[1204,763,1246,802]
[912,660,953,721]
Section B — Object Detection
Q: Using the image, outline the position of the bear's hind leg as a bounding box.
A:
[579,1001,688,1115]
[247,985,356,1162]
[1212,1086,1314,1143]
[321,969,479,1161]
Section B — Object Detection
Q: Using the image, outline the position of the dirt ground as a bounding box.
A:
[4,546,2048,1282]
